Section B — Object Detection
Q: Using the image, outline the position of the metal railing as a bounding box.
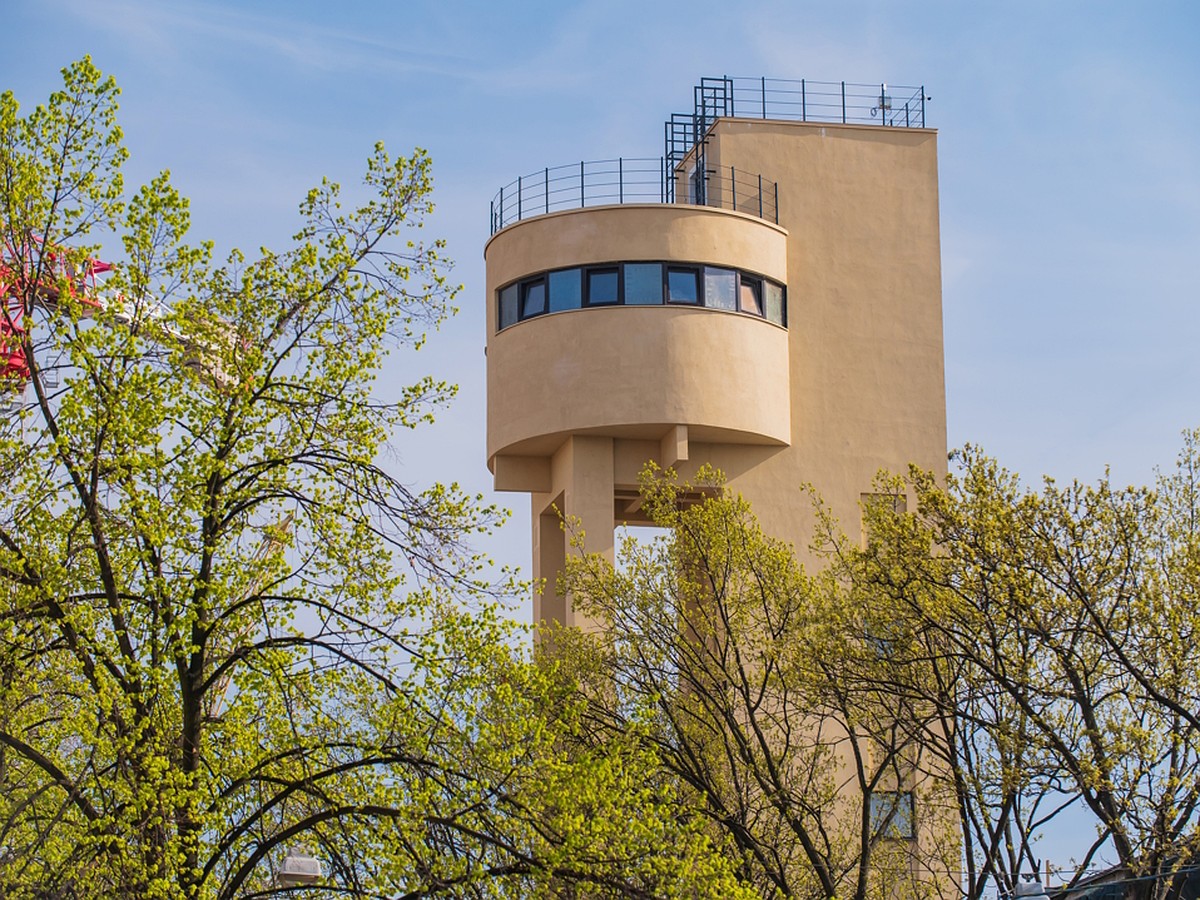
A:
[705,76,926,128]
[666,76,928,174]
[489,157,778,235]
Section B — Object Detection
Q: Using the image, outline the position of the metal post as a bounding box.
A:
[660,156,665,203]
[490,199,494,234]
[619,157,624,204]
[841,81,846,123]
[801,78,806,121]
[727,76,734,117]
[545,168,549,214]
[517,175,522,221]
[498,186,504,229]
[921,87,925,127]
[580,160,585,208]
[773,181,778,224]
[731,166,736,211]
[905,102,910,128]
[761,76,767,118]
[758,174,763,218]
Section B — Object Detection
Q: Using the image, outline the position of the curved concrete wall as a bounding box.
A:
[485,204,788,306]
[484,205,791,463]
[488,305,790,461]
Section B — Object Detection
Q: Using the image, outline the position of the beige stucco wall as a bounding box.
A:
[484,203,788,300]
[702,120,946,546]
[488,306,790,461]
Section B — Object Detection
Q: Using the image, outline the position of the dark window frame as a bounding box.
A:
[666,265,701,305]
[584,265,622,307]
[520,277,547,319]
[738,273,764,317]
[495,262,787,330]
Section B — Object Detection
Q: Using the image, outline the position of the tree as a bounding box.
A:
[860,441,1200,900]
[558,465,958,900]
[0,58,767,900]
[849,471,1078,900]
[0,56,496,898]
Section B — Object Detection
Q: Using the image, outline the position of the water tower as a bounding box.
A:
[485,76,946,627]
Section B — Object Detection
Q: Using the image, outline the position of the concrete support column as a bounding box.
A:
[531,435,614,631]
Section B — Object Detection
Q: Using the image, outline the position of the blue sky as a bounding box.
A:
[6,0,1200,880]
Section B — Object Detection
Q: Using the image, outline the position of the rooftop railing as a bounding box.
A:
[665,76,928,171]
[704,77,927,128]
[488,76,928,235]
[489,157,778,235]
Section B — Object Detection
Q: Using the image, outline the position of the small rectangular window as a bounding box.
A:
[870,791,915,839]
[548,269,582,312]
[521,279,546,318]
[586,268,620,305]
[498,283,518,330]
[739,276,763,316]
[765,281,786,326]
[624,263,663,305]
[667,267,699,304]
[861,492,907,548]
[704,267,737,311]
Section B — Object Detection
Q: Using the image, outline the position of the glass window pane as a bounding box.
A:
[624,263,663,305]
[739,277,763,315]
[667,268,699,304]
[498,284,518,330]
[548,269,582,312]
[765,281,785,326]
[704,267,737,310]
[587,268,619,305]
[870,791,915,839]
[521,279,546,318]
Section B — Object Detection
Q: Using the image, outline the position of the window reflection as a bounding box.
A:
[740,278,763,315]
[549,269,581,312]
[667,268,699,304]
[521,279,546,318]
[497,263,785,330]
[704,267,737,311]
[624,263,662,305]
[586,268,619,305]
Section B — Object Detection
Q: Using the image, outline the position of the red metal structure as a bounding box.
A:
[1,234,110,385]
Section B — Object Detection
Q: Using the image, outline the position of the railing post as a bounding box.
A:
[758,174,763,218]
[773,181,778,224]
[580,160,585,208]
[490,199,494,234]
[619,157,624,204]
[921,88,925,127]
[731,166,736,211]
[905,102,910,128]
[841,81,846,123]
[661,156,666,203]
[545,167,549,214]
[517,175,522,221]
[801,78,806,121]
[498,186,504,229]
[761,75,767,118]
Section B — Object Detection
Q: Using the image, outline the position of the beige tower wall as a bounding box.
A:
[693,120,946,547]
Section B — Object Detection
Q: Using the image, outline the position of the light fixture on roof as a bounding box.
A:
[276,847,323,887]
[1014,882,1050,898]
